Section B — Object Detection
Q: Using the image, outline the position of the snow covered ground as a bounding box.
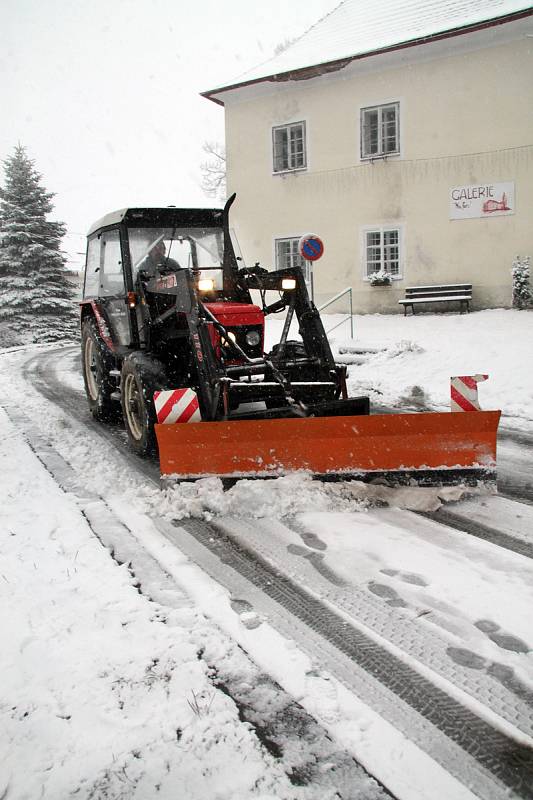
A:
[1,308,532,800]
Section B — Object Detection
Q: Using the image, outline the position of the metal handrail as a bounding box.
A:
[317,287,354,339]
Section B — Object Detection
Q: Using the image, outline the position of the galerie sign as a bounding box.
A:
[449,182,515,219]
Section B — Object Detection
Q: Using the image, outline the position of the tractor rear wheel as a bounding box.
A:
[121,353,167,457]
[81,317,117,421]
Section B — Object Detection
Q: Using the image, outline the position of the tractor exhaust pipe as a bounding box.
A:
[222,192,239,295]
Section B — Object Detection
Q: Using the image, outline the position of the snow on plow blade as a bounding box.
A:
[156,410,500,484]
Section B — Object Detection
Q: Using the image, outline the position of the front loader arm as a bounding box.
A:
[186,302,222,421]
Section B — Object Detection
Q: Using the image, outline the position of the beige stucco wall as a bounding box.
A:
[222,25,533,313]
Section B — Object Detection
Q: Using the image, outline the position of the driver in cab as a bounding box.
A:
[140,240,181,277]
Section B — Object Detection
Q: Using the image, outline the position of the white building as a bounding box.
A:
[203,0,533,313]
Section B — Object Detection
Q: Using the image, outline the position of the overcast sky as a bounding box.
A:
[1,0,339,269]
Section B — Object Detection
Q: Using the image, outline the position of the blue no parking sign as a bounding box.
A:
[298,234,324,261]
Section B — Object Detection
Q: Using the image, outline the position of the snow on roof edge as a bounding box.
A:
[202,5,533,105]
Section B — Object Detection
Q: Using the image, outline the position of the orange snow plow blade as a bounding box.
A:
[156,410,500,483]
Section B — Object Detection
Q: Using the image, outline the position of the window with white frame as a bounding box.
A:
[364,227,401,278]
[361,103,399,159]
[272,122,306,173]
[275,237,312,286]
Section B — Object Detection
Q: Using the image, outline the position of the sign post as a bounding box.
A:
[298,233,324,303]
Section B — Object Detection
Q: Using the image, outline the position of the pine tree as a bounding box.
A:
[511,255,532,310]
[0,145,77,347]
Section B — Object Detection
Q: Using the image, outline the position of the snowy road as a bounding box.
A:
[1,343,533,800]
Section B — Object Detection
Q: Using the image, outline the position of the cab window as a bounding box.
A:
[100,230,124,296]
[83,236,101,298]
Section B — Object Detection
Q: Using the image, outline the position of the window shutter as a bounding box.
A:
[273,127,289,171]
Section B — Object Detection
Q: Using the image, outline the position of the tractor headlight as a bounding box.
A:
[281,278,296,290]
[245,330,261,347]
[198,278,214,292]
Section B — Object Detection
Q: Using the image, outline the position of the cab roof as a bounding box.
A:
[87,207,224,237]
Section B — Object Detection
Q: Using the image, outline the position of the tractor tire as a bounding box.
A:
[268,340,307,361]
[121,353,168,457]
[81,317,118,422]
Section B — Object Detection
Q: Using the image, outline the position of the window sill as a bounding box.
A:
[360,153,400,163]
[363,276,403,283]
[272,167,307,176]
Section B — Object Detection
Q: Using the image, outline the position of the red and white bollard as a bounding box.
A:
[154,389,202,424]
[450,374,488,412]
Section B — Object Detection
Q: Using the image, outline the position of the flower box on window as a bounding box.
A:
[369,270,393,287]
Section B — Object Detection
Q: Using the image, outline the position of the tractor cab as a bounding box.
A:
[81,205,247,353]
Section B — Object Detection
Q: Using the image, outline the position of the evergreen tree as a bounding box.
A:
[511,255,532,309]
[0,145,77,346]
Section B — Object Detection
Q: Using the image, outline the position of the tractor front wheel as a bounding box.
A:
[121,354,167,457]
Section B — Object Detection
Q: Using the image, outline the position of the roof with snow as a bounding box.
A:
[203,0,533,103]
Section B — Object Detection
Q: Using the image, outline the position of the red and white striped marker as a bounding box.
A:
[450,374,488,412]
[154,389,202,424]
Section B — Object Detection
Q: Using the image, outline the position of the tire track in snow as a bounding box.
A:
[164,517,533,800]
[20,345,160,485]
[417,508,533,560]
[277,514,533,734]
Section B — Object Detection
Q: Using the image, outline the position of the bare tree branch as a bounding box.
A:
[200,141,226,201]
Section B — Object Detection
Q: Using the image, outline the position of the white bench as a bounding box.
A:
[399,284,472,315]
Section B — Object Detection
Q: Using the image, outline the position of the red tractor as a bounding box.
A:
[81,195,498,483]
